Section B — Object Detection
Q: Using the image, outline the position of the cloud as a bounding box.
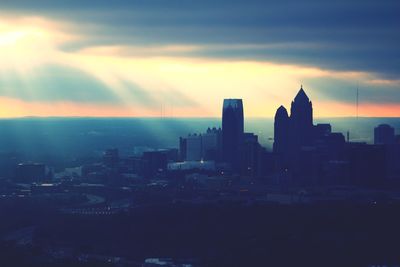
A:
[305,77,400,104]
[1,1,399,79]
[0,3,398,117]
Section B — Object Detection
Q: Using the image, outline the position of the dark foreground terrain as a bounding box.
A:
[1,199,400,267]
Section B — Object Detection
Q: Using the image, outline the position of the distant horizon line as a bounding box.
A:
[0,116,399,120]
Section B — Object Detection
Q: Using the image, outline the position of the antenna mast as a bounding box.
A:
[356,85,359,119]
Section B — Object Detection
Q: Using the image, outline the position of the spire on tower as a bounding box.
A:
[294,86,309,103]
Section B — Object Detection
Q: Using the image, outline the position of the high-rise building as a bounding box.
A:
[186,134,202,161]
[222,99,244,169]
[273,86,314,158]
[273,105,290,155]
[290,86,314,148]
[374,124,395,145]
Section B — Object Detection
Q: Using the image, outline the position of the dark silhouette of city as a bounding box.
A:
[0,86,400,267]
[222,99,244,171]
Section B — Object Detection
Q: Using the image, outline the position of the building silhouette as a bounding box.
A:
[240,133,261,178]
[374,124,395,145]
[222,99,244,170]
[202,127,222,161]
[273,86,357,185]
[373,124,400,182]
[175,85,400,186]
[179,137,187,161]
[273,105,290,157]
[290,86,314,148]
[186,134,203,161]
[273,86,314,164]
[179,127,222,162]
[271,86,400,186]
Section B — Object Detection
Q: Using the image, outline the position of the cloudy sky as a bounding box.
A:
[0,0,399,117]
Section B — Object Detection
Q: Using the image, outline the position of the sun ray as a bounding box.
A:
[0,15,398,118]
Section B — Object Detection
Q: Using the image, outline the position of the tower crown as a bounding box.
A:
[294,87,310,103]
[223,99,242,109]
[275,105,289,119]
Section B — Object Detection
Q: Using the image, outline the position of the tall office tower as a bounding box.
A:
[374,124,395,145]
[290,86,314,147]
[222,99,244,169]
[273,105,290,155]
[186,134,203,161]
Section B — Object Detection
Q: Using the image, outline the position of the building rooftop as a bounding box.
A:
[223,99,243,109]
[294,86,310,103]
[275,105,289,118]
[376,124,394,129]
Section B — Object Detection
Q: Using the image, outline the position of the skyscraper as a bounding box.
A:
[273,86,314,164]
[290,86,314,148]
[222,99,244,169]
[273,105,290,155]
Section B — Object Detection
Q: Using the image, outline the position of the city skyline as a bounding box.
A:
[1,2,400,266]
[0,1,399,118]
